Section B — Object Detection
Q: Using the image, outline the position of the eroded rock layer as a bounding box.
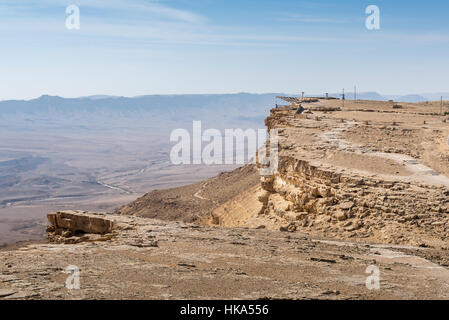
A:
[211,99,449,247]
[46,211,115,244]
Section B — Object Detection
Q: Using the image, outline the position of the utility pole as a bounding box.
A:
[301,92,304,100]
[342,88,345,108]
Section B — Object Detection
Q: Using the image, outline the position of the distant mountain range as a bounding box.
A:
[0,92,447,120]
[78,91,449,103]
[0,93,280,132]
[0,93,280,115]
[325,92,449,103]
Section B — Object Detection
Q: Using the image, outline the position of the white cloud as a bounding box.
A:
[276,13,351,24]
[0,1,342,47]
[0,0,206,24]
[2,1,448,48]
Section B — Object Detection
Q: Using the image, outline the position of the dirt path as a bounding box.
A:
[193,182,210,201]
[97,180,132,195]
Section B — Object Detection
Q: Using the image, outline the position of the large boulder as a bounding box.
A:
[47,211,114,234]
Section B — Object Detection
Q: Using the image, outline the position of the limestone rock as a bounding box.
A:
[0,289,16,298]
[46,211,116,244]
[338,201,355,211]
[47,211,114,234]
[334,211,347,221]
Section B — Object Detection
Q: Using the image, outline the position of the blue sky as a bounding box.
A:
[1,0,449,100]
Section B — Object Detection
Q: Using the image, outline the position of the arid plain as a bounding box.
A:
[0,113,252,245]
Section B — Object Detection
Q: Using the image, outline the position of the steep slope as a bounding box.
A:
[116,165,260,223]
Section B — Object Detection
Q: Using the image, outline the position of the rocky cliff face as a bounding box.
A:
[211,99,449,247]
[256,155,449,246]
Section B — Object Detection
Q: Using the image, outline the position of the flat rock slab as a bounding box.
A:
[47,211,114,234]
[3,291,40,299]
[0,289,16,298]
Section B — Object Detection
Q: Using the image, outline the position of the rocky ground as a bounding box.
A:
[2,211,449,300]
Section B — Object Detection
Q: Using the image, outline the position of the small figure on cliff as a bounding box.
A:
[295,104,305,115]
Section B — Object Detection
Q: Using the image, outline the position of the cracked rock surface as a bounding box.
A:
[2,212,449,300]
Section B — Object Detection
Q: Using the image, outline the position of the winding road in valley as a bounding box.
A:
[97,181,132,195]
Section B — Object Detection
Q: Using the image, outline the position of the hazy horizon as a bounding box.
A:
[2,90,449,103]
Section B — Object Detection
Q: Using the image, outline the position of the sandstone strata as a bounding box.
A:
[46,211,115,244]
[211,99,449,248]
